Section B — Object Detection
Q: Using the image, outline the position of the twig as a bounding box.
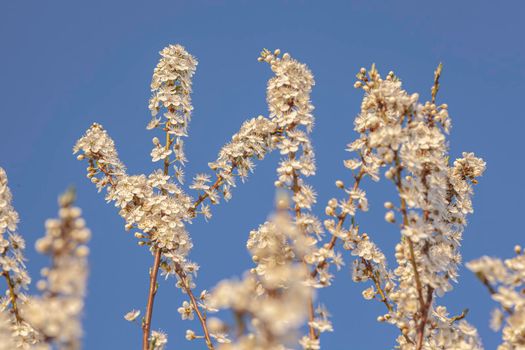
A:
[191,173,229,214]
[416,287,434,350]
[449,308,469,325]
[1,271,22,323]
[362,259,393,313]
[431,63,443,105]
[475,272,513,315]
[142,249,162,350]
[175,265,214,349]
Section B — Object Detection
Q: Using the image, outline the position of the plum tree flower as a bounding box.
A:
[178,301,195,321]
[125,310,141,322]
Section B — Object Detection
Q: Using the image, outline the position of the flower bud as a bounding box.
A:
[385,211,395,223]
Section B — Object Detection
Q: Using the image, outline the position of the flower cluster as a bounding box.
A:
[208,193,314,350]
[21,189,90,349]
[261,49,315,130]
[148,44,198,176]
[73,122,127,189]
[74,123,195,275]
[468,246,525,349]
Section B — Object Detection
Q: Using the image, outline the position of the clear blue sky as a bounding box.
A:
[1,1,524,349]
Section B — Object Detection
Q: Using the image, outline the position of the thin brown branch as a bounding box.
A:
[306,291,316,340]
[93,159,117,187]
[362,259,393,313]
[1,271,22,323]
[475,272,513,315]
[449,308,469,325]
[191,173,228,214]
[234,311,246,339]
[416,287,434,350]
[142,249,162,350]
[175,266,214,349]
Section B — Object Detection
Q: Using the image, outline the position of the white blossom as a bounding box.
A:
[124,309,141,322]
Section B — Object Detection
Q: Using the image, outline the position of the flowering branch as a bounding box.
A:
[0,167,39,346]
[192,120,289,219]
[344,64,486,349]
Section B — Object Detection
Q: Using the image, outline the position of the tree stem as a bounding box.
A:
[142,248,162,350]
[1,271,22,323]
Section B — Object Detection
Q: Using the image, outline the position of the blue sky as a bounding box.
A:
[1,1,524,349]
